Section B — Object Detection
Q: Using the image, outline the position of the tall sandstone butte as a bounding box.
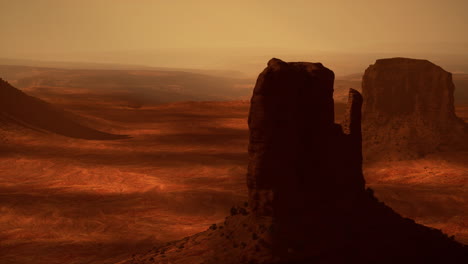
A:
[247,58,365,248]
[119,59,467,264]
[362,58,468,160]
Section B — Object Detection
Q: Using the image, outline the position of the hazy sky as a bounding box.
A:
[1,0,467,71]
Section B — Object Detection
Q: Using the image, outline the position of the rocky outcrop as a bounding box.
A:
[246,59,365,251]
[118,59,467,264]
[0,78,128,140]
[362,58,468,160]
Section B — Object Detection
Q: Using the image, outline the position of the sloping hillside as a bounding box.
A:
[0,78,127,140]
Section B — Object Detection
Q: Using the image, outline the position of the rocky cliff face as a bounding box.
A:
[362,58,468,160]
[118,59,467,264]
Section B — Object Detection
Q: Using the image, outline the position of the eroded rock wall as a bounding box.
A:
[362,58,467,160]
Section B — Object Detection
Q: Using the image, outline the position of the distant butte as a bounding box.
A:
[117,58,467,264]
[0,78,128,140]
[361,57,468,161]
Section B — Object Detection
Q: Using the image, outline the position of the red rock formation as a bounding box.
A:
[118,59,467,264]
[0,78,128,140]
[247,59,365,252]
[362,58,468,160]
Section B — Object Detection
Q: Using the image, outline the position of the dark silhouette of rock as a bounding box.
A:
[362,58,468,160]
[117,59,467,264]
[0,78,128,140]
[246,59,365,251]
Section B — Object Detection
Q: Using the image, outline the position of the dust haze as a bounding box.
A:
[1,1,467,263]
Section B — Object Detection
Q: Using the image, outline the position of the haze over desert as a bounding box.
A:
[1,1,467,263]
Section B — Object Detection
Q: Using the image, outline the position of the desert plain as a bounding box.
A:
[0,66,466,264]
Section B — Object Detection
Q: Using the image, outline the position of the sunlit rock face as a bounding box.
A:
[362,58,468,160]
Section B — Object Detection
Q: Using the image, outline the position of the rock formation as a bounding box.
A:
[0,78,128,140]
[246,59,365,252]
[361,58,468,160]
[118,59,467,264]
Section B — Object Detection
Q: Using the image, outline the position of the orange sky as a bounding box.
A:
[1,0,467,71]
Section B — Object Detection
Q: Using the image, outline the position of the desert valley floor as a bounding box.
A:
[0,85,467,264]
